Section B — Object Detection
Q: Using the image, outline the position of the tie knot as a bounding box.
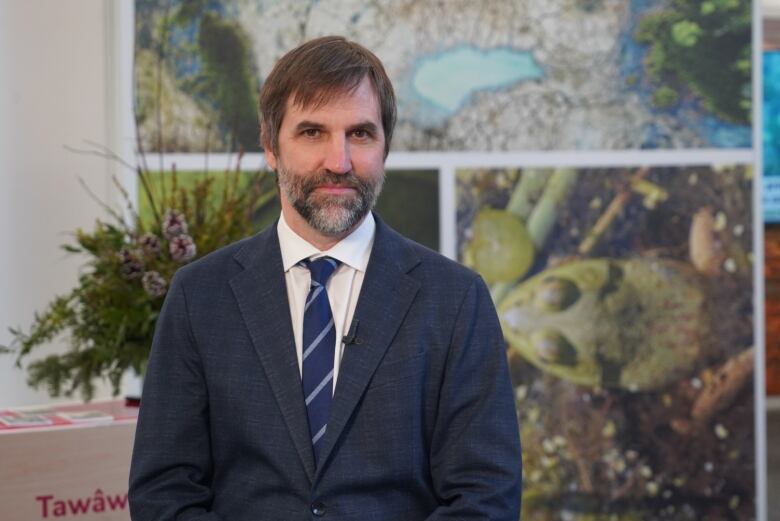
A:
[303,257,340,286]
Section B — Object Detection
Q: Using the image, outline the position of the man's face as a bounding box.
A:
[265,76,386,239]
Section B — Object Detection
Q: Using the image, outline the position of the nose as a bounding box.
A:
[323,135,352,174]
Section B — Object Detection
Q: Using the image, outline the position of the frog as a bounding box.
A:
[497,257,706,391]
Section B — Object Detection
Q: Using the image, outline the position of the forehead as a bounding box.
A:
[283,77,382,126]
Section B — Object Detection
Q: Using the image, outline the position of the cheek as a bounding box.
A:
[352,149,385,175]
[280,149,320,173]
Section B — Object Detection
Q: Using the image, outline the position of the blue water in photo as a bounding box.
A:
[620,0,750,148]
[411,46,544,114]
[764,51,780,222]
[765,51,780,176]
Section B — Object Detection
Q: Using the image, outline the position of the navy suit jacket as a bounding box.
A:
[129,216,522,520]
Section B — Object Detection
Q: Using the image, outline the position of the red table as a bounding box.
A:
[0,400,138,520]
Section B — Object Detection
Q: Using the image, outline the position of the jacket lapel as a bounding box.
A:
[315,217,421,477]
[228,225,316,483]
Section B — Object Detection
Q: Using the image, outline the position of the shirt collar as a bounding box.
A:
[277,211,375,273]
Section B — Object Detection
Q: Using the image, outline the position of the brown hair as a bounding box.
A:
[259,36,396,158]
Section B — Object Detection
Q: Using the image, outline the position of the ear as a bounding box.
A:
[261,124,278,171]
[264,145,278,171]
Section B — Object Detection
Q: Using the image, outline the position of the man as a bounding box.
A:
[129,36,522,520]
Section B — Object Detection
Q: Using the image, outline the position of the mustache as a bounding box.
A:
[302,172,361,191]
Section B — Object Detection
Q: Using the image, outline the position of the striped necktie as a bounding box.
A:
[300,256,340,464]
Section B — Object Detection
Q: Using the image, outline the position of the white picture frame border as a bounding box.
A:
[109,2,767,519]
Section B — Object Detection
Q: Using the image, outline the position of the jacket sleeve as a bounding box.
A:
[128,273,224,521]
[425,275,523,520]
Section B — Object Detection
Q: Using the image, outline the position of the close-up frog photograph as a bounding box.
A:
[458,165,755,520]
[0,0,776,520]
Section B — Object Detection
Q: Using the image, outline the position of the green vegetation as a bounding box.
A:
[2,167,274,400]
[142,169,441,251]
[139,170,278,233]
[652,85,679,109]
[135,0,261,152]
[375,171,440,250]
[194,12,260,151]
[635,0,751,123]
[670,20,702,48]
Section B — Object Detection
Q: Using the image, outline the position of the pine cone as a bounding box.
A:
[169,234,197,262]
[118,247,144,279]
[142,271,167,298]
[139,233,162,257]
[162,209,188,240]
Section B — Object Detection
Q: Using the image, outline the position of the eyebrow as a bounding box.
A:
[347,121,380,135]
[293,120,325,133]
[292,120,380,134]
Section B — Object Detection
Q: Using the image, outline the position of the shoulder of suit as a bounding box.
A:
[170,230,265,284]
[391,230,481,287]
[371,215,477,282]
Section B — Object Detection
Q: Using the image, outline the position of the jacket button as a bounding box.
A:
[311,502,326,516]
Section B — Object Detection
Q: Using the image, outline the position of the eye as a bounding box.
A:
[531,329,578,366]
[301,128,321,138]
[533,277,580,312]
[351,128,372,140]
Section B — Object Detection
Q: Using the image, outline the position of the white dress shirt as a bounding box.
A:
[277,212,375,390]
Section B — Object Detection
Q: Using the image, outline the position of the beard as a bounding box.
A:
[277,164,385,237]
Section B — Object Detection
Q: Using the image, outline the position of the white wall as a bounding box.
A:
[767,0,780,19]
[0,0,116,408]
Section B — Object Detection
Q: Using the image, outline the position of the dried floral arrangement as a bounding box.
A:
[1,150,274,400]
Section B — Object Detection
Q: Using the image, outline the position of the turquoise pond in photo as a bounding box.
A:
[411,46,544,113]
[764,51,780,222]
